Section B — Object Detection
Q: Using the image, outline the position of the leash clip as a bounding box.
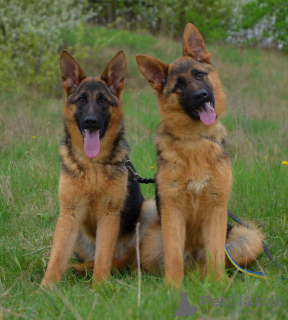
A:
[124,160,141,182]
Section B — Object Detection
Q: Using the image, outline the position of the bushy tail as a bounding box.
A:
[140,218,164,273]
[139,200,164,273]
[225,225,263,268]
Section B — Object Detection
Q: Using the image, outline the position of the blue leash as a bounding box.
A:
[227,210,285,280]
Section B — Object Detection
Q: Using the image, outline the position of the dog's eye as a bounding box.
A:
[98,96,108,105]
[175,80,186,89]
[78,97,87,104]
[195,72,204,80]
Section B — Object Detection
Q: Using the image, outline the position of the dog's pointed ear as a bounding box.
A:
[60,50,86,94]
[101,50,127,95]
[136,55,168,92]
[182,23,210,64]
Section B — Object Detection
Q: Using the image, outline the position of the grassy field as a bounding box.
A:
[0,26,287,319]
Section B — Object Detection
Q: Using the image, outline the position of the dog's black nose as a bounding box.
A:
[84,116,97,127]
[195,89,208,101]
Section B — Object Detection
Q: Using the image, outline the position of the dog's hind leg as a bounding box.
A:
[71,231,135,272]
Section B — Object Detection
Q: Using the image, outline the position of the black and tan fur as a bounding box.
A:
[136,23,263,287]
[41,50,156,287]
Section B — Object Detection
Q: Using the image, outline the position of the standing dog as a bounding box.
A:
[136,24,263,287]
[41,50,155,287]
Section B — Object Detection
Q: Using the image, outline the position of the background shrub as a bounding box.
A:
[232,0,288,50]
[86,0,234,40]
[0,0,287,95]
[0,0,88,94]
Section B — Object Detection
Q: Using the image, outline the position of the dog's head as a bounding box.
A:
[136,23,226,126]
[60,50,127,158]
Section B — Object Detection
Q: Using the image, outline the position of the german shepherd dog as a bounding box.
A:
[136,24,263,287]
[41,50,155,287]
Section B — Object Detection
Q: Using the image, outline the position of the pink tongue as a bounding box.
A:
[197,102,216,126]
[83,129,100,158]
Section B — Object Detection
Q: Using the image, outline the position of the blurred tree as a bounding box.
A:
[175,0,234,41]
[0,0,87,94]
[235,0,288,50]
[86,0,235,40]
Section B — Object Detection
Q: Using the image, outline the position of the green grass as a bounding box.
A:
[0,26,288,319]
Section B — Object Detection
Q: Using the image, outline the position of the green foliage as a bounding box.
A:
[86,0,287,50]
[87,0,163,33]
[0,0,87,94]
[236,0,288,50]
[1,0,287,98]
[184,0,234,41]
[86,0,235,41]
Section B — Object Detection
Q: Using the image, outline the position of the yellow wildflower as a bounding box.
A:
[32,136,36,139]
[150,166,154,170]
[282,161,288,165]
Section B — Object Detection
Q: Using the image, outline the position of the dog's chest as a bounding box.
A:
[78,168,126,239]
[186,175,210,195]
[166,171,210,199]
[81,165,127,214]
[82,169,107,195]
[172,155,212,196]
